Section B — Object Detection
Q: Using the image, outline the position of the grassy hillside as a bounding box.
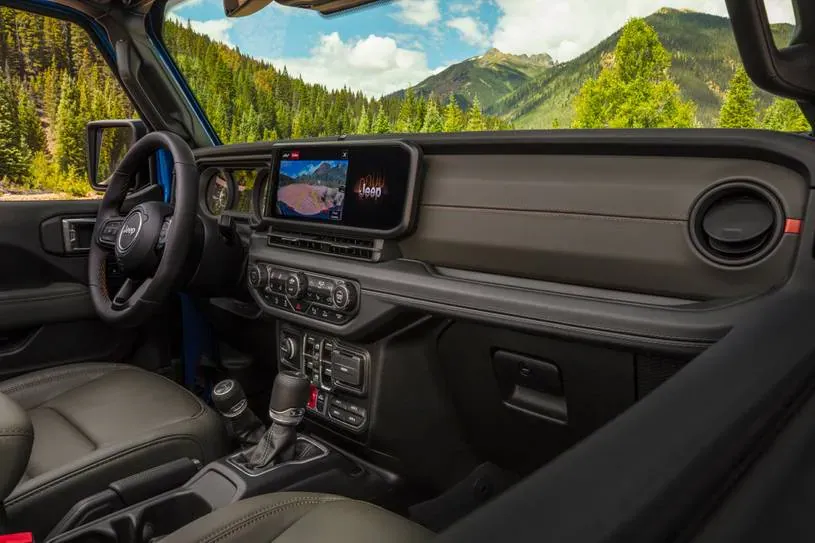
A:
[391,48,554,111]
[489,9,794,128]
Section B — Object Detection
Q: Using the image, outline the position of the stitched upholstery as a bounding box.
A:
[162,493,432,543]
[0,363,228,539]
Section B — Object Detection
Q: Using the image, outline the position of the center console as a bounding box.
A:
[279,324,371,434]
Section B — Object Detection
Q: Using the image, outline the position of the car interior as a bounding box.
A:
[2,0,815,541]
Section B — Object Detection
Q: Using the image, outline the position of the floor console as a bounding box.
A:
[278,324,371,435]
[46,435,388,543]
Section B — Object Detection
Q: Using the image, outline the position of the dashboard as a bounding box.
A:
[191,130,815,469]
[194,131,815,356]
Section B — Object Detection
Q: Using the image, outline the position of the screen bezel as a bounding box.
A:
[262,140,423,239]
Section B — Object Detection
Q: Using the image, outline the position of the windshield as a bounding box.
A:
[163,0,806,144]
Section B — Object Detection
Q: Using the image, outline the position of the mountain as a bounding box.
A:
[392,48,554,111]
[311,162,347,184]
[401,8,795,128]
[495,9,794,128]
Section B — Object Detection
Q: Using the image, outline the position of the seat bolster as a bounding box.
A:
[0,363,129,410]
[162,493,432,543]
[0,392,33,501]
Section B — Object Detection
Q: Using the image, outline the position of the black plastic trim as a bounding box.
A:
[194,130,815,183]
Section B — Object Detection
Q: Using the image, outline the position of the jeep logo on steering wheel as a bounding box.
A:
[117,211,143,252]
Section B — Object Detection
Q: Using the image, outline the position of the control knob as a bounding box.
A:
[332,283,358,311]
[280,336,298,363]
[285,272,308,299]
[247,264,268,289]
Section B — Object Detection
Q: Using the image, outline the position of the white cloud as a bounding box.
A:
[166,13,235,48]
[491,0,796,62]
[447,17,490,47]
[266,33,434,97]
[450,1,483,15]
[394,0,441,26]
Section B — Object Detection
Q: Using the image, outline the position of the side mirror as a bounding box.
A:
[86,119,146,191]
[727,0,815,102]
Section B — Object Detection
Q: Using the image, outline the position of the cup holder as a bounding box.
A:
[49,492,213,543]
[137,493,212,540]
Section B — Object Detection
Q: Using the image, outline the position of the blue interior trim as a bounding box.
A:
[156,149,173,201]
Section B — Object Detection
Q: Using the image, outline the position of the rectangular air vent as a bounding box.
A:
[267,231,383,261]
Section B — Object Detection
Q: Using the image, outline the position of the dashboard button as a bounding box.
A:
[307,305,320,318]
[344,413,363,427]
[248,264,267,289]
[286,273,308,298]
[330,397,348,411]
[331,312,347,324]
[345,403,366,417]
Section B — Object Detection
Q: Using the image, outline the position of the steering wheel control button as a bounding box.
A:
[156,218,173,249]
[99,220,123,245]
[117,211,144,253]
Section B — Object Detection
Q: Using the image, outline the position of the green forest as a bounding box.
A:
[0,6,811,200]
[0,7,135,197]
[162,18,509,144]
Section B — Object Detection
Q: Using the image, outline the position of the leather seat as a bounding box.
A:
[163,493,432,543]
[0,362,228,537]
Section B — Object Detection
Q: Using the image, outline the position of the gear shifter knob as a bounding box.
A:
[212,379,246,417]
[212,379,264,447]
[269,370,310,426]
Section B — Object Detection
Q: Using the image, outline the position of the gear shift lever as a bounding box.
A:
[212,379,265,448]
[236,371,311,471]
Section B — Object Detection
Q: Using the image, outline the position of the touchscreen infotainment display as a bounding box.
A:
[268,143,419,235]
[276,153,349,222]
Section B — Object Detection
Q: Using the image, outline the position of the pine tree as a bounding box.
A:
[761,98,810,132]
[719,66,758,128]
[372,107,391,134]
[17,86,44,154]
[572,18,695,128]
[356,105,370,134]
[396,88,417,133]
[466,96,487,131]
[0,74,26,180]
[443,96,465,133]
[421,99,443,133]
[54,72,86,173]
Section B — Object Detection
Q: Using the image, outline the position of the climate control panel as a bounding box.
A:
[249,263,360,325]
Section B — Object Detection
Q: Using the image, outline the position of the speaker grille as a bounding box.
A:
[635,355,688,399]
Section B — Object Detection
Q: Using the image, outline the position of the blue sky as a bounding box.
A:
[167,0,795,97]
[280,160,348,179]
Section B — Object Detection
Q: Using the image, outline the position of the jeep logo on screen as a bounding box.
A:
[117,211,143,252]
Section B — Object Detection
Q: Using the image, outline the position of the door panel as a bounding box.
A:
[0,199,138,379]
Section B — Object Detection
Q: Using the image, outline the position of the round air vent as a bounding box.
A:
[688,181,784,267]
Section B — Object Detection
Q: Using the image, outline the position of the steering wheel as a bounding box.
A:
[89,132,198,327]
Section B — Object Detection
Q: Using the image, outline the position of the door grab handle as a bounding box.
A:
[62,218,96,253]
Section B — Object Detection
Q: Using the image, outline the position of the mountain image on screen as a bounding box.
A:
[277,160,349,220]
